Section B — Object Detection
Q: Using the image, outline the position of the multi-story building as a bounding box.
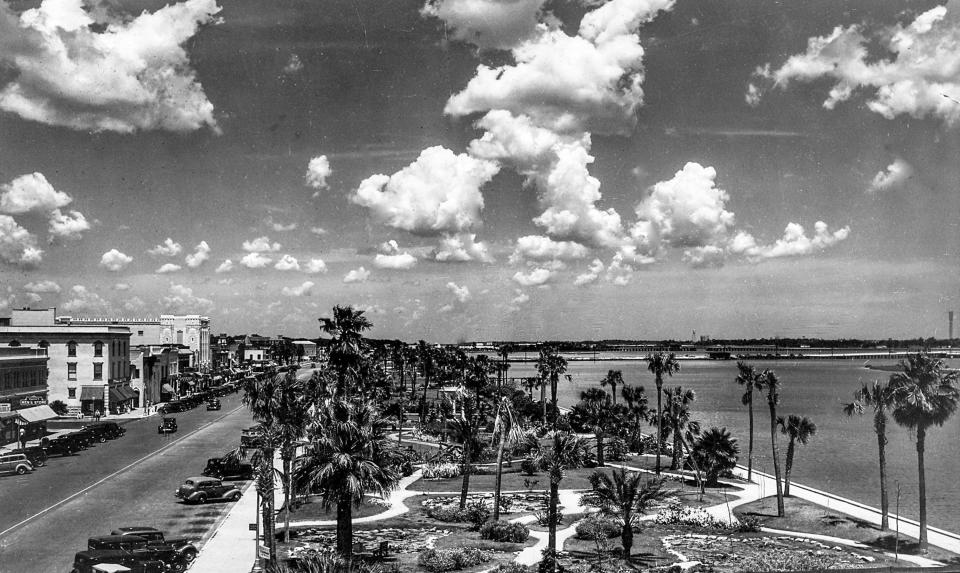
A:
[1,308,134,416]
[0,346,52,446]
[129,345,180,408]
[56,314,211,370]
[211,333,233,369]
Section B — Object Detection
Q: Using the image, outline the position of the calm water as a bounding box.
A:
[504,356,960,534]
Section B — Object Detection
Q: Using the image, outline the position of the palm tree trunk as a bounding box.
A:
[612,383,617,405]
[671,418,680,470]
[541,382,547,422]
[493,431,507,521]
[621,513,633,561]
[596,432,604,467]
[876,416,889,530]
[655,379,663,475]
[337,495,353,560]
[421,370,430,423]
[917,426,928,551]
[747,398,754,481]
[548,481,559,570]
[283,456,291,543]
[459,442,471,509]
[550,377,558,426]
[784,438,795,497]
[769,403,785,517]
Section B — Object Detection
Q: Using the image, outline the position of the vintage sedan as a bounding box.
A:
[157,417,177,434]
[175,477,242,504]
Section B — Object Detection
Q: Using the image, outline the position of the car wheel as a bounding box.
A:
[231,492,241,502]
[171,561,186,572]
[35,460,45,467]
[196,494,207,504]
[16,466,27,475]
[99,437,107,443]
[183,550,198,563]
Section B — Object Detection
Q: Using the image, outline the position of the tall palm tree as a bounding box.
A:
[491,397,526,521]
[646,352,680,475]
[319,306,372,396]
[391,340,407,393]
[569,388,619,467]
[537,346,568,426]
[584,469,671,560]
[689,427,739,490]
[536,431,590,572]
[449,414,485,510]
[417,340,435,422]
[600,370,624,405]
[759,369,785,517]
[776,414,816,497]
[620,385,649,452]
[735,361,764,481]
[293,400,400,561]
[241,372,285,562]
[844,379,898,530]
[889,353,960,551]
[272,369,317,542]
[405,346,419,403]
[662,386,700,470]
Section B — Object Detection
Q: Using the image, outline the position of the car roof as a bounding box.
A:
[90,535,145,543]
[112,527,160,534]
[187,476,218,482]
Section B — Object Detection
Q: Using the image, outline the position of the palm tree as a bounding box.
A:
[241,373,285,562]
[569,388,619,467]
[776,414,816,497]
[843,379,898,530]
[491,396,526,521]
[620,385,649,452]
[391,340,407,393]
[759,369,785,517]
[646,352,680,475]
[536,346,568,426]
[272,369,317,542]
[662,386,700,470]
[319,305,373,396]
[734,361,764,481]
[536,431,590,572]
[417,340,435,422]
[584,469,671,560]
[600,370,624,405]
[889,353,960,551]
[689,427,739,490]
[449,414,485,510]
[293,400,400,562]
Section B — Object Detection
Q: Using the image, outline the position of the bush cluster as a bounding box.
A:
[494,565,535,573]
[422,462,462,479]
[655,501,729,530]
[605,437,629,462]
[520,457,539,476]
[574,517,620,540]
[417,548,493,572]
[479,521,530,543]
[426,499,491,530]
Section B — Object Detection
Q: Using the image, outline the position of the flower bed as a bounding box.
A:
[287,526,452,559]
[421,492,547,515]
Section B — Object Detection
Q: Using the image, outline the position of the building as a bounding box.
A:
[243,348,268,363]
[211,333,233,369]
[130,345,181,408]
[291,340,318,360]
[56,314,211,369]
[1,308,134,416]
[0,346,53,447]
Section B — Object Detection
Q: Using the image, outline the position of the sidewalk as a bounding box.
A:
[191,479,258,573]
[0,407,161,453]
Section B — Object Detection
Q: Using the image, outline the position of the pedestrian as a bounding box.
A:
[19,427,27,450]
[94,409,101,422]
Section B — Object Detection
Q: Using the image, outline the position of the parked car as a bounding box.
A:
[88,561,167,573]
[43,435,80,456]
[157,417,177,434]
[71,550,177,573]
[86,536,180,569]
[18,445,47,467]
[175,477,242,504]
[202,456,254,480]
[239,425,262,448]
[76,426,108,444]
[110,527,198,565]
[84,421,126,439]
[0,452,33,475]
[206,399,221,411]
[66,430,92,449]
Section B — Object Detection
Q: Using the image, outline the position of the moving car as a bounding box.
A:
[0,452,33,475]
[110,527,198,565]
[157,417,177,434]
[206,399,221,411]
[175,477,242,504]
[202,456,254,480]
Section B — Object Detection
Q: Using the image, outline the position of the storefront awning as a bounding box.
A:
[80,386,103,401]
[17,405,58,423]
[161,383,175,393]
[0,410,24,422]
[108,388,125,403]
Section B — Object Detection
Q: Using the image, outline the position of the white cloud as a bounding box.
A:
[0,0,221,133]
[114,283,131,291]
[0,215,42,266]
[353,146,499,236]
[511,235,591,263]
[745,82,761,107]
[374,252,418,270]
[343,266,370,283]
[574,258,605,286]
[47,209,90,240]
[0,172,72,214]
[682,245,727,268]
[124,296,145,312]
[433,233,494,263]
[446,281,471,303]
[282,281,314,297]
[309,226,327,236]
[731,221,850,260]
[156,263,181,274]
[274,254,301,271]
[467,110,589,174]
[512,267,553,286]
[604,251,634,285]
[215,259,234,273]
[306,155,332,193]
[420,0,548,50]
[242,236,281,253]
[160,283,213,312]
[62,284,110,313]
[99,249,132,272]
[185,241,211,268]
[283,53,303,74]
[26,292,42,304]
[511,289,530,305]
[24,280,60,294]
[304,258,328,274]
[758,4,960,124]
[271,221,297,232]
[148,238,182,257]
[240,252,272,269]
[869,158,914,194]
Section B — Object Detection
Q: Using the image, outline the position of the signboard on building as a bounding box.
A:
[0,403,10,413]
[19,395,47,407]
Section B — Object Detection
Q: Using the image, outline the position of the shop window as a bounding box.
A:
[93,363,103,380]
[94,341,103,357]
[68,362,77,381]
[68,387,76,399]
[68,341,77,357]
[138,330,144,337]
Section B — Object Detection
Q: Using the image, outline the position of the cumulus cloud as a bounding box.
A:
[185,241,211,268]
[446,281,471,303]
[124,296,145,312]
[420,0,548,50]
[511,289,530,305]
[869,157,914,193]
[215,259,234,273]
[271,221,297,232]
[309,226,327,236]
[242,236,281,253]
[756,3,960,124]
[306,155,332,193]
[240,252,272,269]
[574,258,605,286]
[433,233,494,263]
[0,0,221,133]
[283,53,303,74]
[114,283,131,291]
[0,172,72,214]
[513,267,553,286]
[0,215,42,266]
[445,0,675,135]
[731,221,850,260]
[160,283,213,311]
[26,292,42,304]
[100,249,132,272]
[62,284,110,313]
[511,235,591,263]
[47,209,90,240]
[467,110,589,174]
[304,258,328,274]
[149,238,182,257]
[343,266,370,283]
[604,251,633,285]
[353,146,499,236]
[24,280,60,294]
[274,254,301,271]
[374,252,418,270]
[156,263,181,274]
[282,281,314,297]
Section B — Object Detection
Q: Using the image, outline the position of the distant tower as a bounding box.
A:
[692,330,696,342]
[950,311,955,340]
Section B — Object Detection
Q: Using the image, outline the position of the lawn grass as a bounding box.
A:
[285,494,391,521]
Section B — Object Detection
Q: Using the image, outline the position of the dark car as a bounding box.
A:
[110,527,198,565]
[77,426,109,444]
[239,425,262,448]
[65,431,92,449]
[43,435,79,456]
[175,477,242,504]
[202,456,254,480]
[84,421,126,439]
[157,417,177,434]
[71,550,176,573]
[17,445,47,467]
[206,399,221,411]
[86,536,181,569]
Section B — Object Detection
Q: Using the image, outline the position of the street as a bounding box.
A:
[0,392,254,573]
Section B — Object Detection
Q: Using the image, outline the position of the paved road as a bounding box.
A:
[0,392,254,573]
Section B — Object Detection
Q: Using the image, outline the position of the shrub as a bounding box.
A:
[465,499,491,530]
[480,520,530,543]
[575,517,620,540]
[605,437,628,462]
[735,514,761,533]
[520,457,539,476]
[494,565,535,573]
[422,462,462,479]
[427,506,468,522]
[417,548,493,572]
[535,510,564,528]
[49,400,69,416]
[655,501,730,530]
[497,495,514,513]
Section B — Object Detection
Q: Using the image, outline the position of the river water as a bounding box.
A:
[502,355,960,534]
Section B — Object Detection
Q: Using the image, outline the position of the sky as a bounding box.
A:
[0,0,959,342]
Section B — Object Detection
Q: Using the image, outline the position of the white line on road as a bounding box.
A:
[0,405,246,540]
